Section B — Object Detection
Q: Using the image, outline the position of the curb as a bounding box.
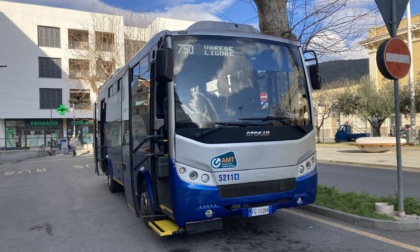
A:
[317,159,420,172]
[301,205,420,231]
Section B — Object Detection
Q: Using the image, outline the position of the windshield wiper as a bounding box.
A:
[239,116,309,133]
[193,121,262,138]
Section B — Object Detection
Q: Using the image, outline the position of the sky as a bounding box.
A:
[2,0,420,61]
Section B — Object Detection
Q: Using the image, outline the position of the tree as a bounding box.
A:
[335,77,394,136]
[68,7,150,107]
[252,0,376,57]
[400,81,420,117]
[253,0,293,39]
[312,88,339,143]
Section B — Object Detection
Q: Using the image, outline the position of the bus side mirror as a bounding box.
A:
[304,50,322,90]
[309,64,322,90]
[156,48,174,83]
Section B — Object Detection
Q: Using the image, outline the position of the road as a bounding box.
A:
[0,154,420,252]
[318,163,420,198]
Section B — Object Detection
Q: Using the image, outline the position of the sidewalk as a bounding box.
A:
[316,143,420,171]
[0,144,93,164]
[314,143,420,231]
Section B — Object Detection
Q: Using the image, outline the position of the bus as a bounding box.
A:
[94,21,321,236]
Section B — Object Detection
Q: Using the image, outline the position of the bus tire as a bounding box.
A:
[107,173,120,193]
[140,181,155,225]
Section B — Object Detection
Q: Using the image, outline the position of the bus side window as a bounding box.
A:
[156,82,166,119]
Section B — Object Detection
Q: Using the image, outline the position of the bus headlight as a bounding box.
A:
[176,163,216,186]
[201,174,210,183]
[306,161,311,170]
[189,171,198,180]
[298,165,305,174]
[179,167,186,174]
[297,153,317,178]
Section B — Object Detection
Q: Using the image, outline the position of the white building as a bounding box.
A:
[0,1,193,149]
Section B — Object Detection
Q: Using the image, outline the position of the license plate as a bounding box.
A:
[248,206,272,217]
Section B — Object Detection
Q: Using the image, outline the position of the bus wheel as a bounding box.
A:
[107,173,120,193]
[140,182,155,225]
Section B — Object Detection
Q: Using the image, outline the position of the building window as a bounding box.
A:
[38,26,61,48]
[68,29,89,50]
[95,32,114,52]
[70,89,91,110]
[69,59,89,79]
[39,57,62,78]
[124,39,145,63]
[96,59,114,80]
[39,88,62,109]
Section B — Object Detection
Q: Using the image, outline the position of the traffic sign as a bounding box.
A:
[260,92,268,102]
[375,0,408,36]
[376,38,411,80]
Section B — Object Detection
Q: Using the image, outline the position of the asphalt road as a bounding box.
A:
[318,163,420,198]
[1,154,420,252]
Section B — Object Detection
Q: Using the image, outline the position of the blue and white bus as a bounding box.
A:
[94,21,321,236]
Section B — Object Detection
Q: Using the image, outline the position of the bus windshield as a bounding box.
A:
[173,36,311,131]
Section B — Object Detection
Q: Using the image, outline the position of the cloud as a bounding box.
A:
[3,0,110,12]
[4,0,235,25]
[148,0,235,22]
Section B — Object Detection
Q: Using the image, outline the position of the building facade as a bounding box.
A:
[360,13,420,140]
[0,2,193,149]
[312,14,420,143]
[361,14,420,89]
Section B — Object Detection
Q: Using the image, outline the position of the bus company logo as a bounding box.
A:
[246,131,270,137]
[210,152,237,169]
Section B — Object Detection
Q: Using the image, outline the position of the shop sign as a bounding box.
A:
[30,120,59,126]
[71,120,93,126]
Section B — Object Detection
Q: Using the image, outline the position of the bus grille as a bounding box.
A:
[218,178,296,198]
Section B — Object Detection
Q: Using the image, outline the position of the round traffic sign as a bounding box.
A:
[376,38,411,80]
[260,92,268,102]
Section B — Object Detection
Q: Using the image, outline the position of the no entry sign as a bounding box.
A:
[376,38,411,80]
[260,92,268,102]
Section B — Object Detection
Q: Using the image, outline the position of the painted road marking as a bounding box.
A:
[283,209,420,252]
[2,164,92,176]
[4,168,47,176]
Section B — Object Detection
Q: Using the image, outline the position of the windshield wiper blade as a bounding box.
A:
[240,116,289,123]
[239,116,309,133]
[193,121,259,138]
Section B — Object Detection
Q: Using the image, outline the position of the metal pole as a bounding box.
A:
[391,0,405,217]
[406,1,416,145]
[50,107,53,150]
[73,102,76,137]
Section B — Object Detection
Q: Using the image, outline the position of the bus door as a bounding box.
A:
[95,99,107,174]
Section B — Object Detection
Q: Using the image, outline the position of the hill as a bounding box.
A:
[318,59,369,88]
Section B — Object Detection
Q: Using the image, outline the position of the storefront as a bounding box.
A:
[4,118,93,149]
[67,119,94,145]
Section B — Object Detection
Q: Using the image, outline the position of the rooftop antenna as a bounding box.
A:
[215,9,236,24]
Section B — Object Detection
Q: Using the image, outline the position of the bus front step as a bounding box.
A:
[148,219,185,236]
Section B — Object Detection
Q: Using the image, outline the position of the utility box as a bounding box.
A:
[59,138,68,154]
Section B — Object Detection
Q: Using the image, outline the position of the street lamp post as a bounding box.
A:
[406,1,416,145]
